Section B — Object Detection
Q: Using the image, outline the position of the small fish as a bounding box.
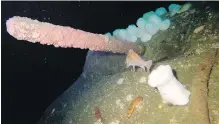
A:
[94,107,104,122]
[126,49,152,72]
[127,96,143,119]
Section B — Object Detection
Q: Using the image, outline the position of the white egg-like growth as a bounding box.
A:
[105,3,187,43]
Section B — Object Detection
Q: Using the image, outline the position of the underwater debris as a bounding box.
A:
[189,8,196,14]
[177,2,192,14]
[94,107,104,122]
[126,94,134,102]
[94,119,102,124]
[51,108,55,115]
[158,104,163,109]
[139,76,147,83]
[194,25,205,34]
[109,120,120,124]
[126,49,152,72]
[127,96,143,118]
[211,40,219,48]
[116,99,125,109]
[117,78,124,85]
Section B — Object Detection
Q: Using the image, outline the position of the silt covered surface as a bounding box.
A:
[38,2,219,124]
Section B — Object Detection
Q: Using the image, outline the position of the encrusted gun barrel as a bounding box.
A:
[6,16,142,54]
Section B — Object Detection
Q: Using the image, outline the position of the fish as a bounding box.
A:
[94,107,104,122]
[127,96,143,119]
[126,49,152,72]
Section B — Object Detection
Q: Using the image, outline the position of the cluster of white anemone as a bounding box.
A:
[105,3,190,43]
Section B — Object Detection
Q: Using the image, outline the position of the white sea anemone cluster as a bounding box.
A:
[105,9,169,43]
[105,3,191,43]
